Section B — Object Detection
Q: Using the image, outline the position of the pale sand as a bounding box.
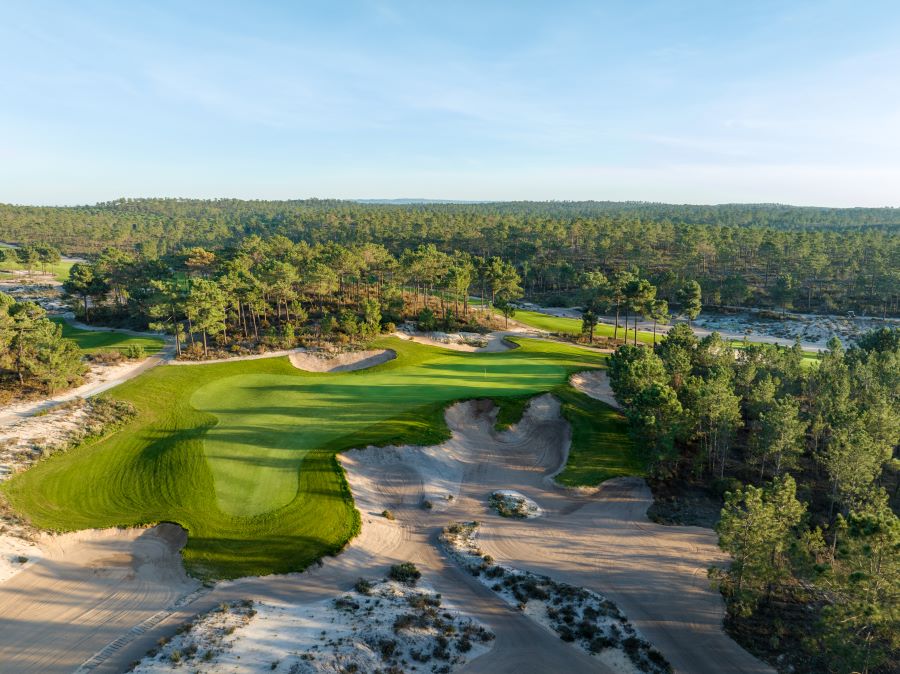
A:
[570,369,622,410]
[393,330,520,352]
[0,524,199,673]
[1,394,772,674]
[289,348,396,372]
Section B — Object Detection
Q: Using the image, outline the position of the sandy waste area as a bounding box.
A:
[0,364,774,674]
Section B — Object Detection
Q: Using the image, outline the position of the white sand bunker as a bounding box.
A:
[570,370,621,410]
[131,574,494,674]
[289,348,396,373]
[441,522,671,674]
[489,490,542,518]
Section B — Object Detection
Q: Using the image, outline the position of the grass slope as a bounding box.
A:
[3,337,641,579]
[492,386,643,486]
[53,318,166,354]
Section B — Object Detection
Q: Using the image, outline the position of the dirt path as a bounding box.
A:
[0,347,173,428]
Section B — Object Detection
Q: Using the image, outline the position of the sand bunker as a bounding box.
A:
[0,524,199,673]
[393,329,519,352]
[131,577,494,673]
[289,348,396,372]
[441,521,669,674]
[570,370,621,410]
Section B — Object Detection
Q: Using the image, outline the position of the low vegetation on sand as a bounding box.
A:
[2,337,641,579]
[441,521,672,673]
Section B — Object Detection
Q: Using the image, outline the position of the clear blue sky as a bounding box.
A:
[2,1,899,206]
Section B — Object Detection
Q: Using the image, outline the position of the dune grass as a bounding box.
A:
[52,318,166,354]
[3,336,641,579]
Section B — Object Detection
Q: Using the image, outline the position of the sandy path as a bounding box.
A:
[0,349,173,428]
[0,524,198,674]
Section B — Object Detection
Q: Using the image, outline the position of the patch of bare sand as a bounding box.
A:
[288,348,396,372]
[392,330,521,352]
[25,394,770,674]
[570,369,621,410]
[0,524,199,674]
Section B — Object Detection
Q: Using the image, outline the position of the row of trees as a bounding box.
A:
[0,293,85,398]
[608,328,899,672]
[0,244,61,274]
[62,236,522,357]
[577,269,703,344]
[1,199,896,316]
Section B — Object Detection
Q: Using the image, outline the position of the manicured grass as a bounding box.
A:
[553,385,645,486]
[513,310,657,345]
[492,385,646,485]
[3,337,640,579]
[53,318,166,354]
[0,258,75,282]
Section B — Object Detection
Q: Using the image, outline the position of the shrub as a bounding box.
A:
[381,509,395,520]
[124,344,145,359]
[388,562,421,586]
[354,578,373,595]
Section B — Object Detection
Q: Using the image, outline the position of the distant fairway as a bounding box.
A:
[3,337,639,579]
[53,318,166,354]
[514,309,656,344]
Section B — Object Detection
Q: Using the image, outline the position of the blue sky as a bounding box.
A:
[2,1,899,205]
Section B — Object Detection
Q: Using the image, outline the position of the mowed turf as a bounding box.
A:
[3,336,638,579]
[514,309,656,345]
[52,318,166,354]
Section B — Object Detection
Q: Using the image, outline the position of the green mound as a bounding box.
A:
[3,337,641,579]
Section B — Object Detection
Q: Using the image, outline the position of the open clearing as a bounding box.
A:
[3,336,634,579]
[52,317,166,354]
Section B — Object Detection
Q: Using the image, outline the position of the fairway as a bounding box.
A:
[3,337,636,579]
[0,257,75,282]
[53,318,166,354]
[514,309,656,345]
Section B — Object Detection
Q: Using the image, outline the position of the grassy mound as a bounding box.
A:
[3,337,642,579]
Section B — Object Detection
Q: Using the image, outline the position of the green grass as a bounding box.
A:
[3,336,643,579]
[514,310,822,365]
[513,309,657,345]
[553,385,644,485]
[53,318,166,354]
[0,258,74,282]
[492,385,646,485]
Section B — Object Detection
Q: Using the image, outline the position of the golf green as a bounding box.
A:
[3,336,632,578]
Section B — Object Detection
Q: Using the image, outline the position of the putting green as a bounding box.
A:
[3,337,628,578]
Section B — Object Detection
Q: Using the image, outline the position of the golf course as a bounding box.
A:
[52,317,166,354]
[2,336,636,579]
